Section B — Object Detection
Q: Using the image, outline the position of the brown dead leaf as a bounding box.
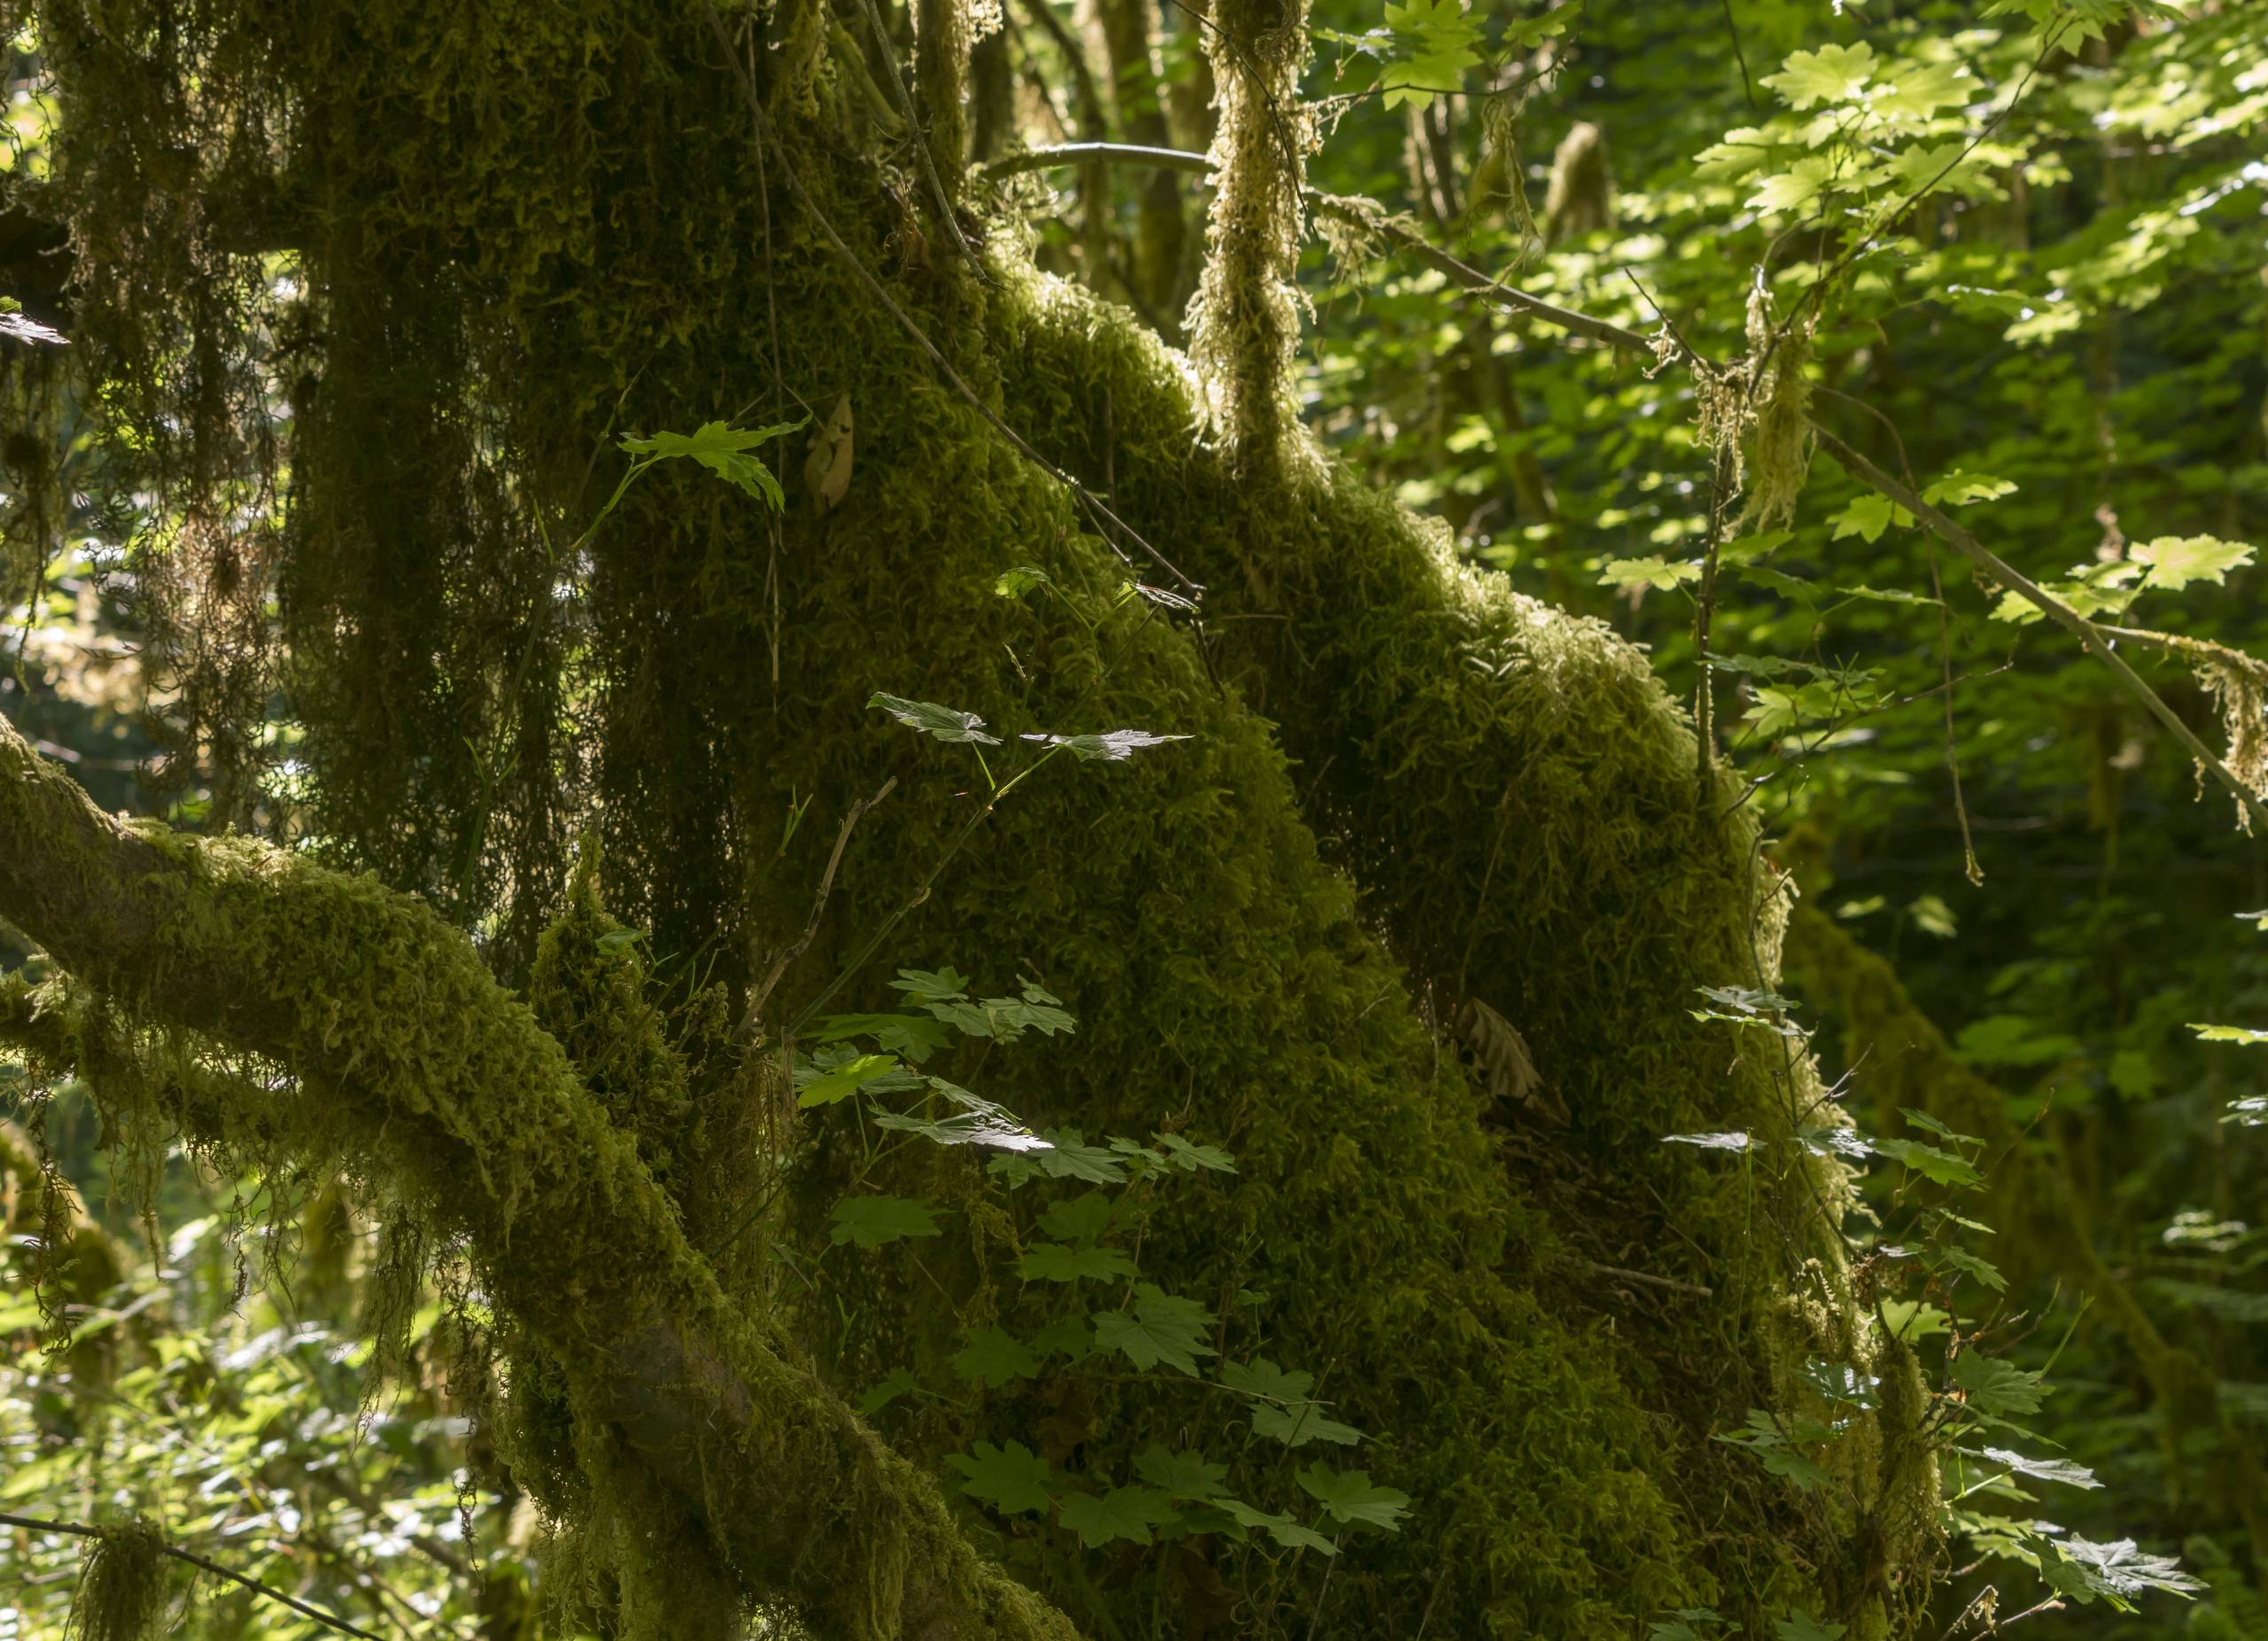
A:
[1177,1543,1240,1640]
[804,392,854,511]
[1456,998,1568,1125]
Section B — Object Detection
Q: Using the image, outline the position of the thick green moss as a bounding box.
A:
[4,0,1932,1632]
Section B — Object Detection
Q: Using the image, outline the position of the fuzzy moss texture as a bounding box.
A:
[2,0,1944,1635]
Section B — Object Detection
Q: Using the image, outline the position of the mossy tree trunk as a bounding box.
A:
[0,2,1941,1636]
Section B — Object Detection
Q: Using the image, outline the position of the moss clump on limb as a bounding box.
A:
[0,0,1937,1632]
[63,1518,167,1641]
[0,712,1080,1641]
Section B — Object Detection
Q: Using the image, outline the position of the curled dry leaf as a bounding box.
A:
[1456,998,1568,1126]
[804,392,855,512]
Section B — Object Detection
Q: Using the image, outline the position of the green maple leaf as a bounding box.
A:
[1218,1498,1338,1555]
[1600,556,1703,592]
[1975,1446,2101,1489]
[1153,1132,1237,1173]
[1829,494,1914,543]
[947,1441,1052,1515]
[1295,1463,1411,1531]
[949,1326,1042,1387]
[1056,1484,1178,1548]
[2133,534,2255,591]
[1871,1137,1983,1189]
[1254,1400,1363,1449]
[1092,1285,1217,1376]
[1221,1357,1313,1400]
[1133,1443,1230,1499]
[1763,41,1876,109]
[1873,58,1969,121]
[617,418,801,509]
[1018,1241,1139,1283]
[796,1051,905,1108]
[867,693,1003,745]
[1950,1353,2047,1419]
[1921,471,2016,506]
[1775,1614,1848,1641]
[1748,156,1839,214]
[827,1193,941,1248]
[1037,1191,1115,1244]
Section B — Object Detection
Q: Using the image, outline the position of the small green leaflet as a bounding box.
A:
[1378,0,1481,111]
[1830,494,1915,544]
[2046,1534,2203,1606]
[1133,1444,1230,1500]
[1922,470,2016,507]
[1019,1241,1139,1283]
[1028,1130,1132,1186]
[1898,1108,1980,1147]
[1933,1243,2006,1293]
[827,1194,940,1248]
[1153,1132,1237,1173]
[797,1051,906,1108]
[2192,1023,2268,1046]
[1664,1131,1754,1152]
[950,1327,1043,1387]
[2133,534,2255,592]
[890,966,974,1004]
[1092,1284,1217,1376]
[2225,1095,2267,1127]
[617,418,802,509]
[1798,1125,1874,1161]
[868,692,1002,745]
[995,565,1052,597]
[1295,1464,1410,1531]
[1872,58,1970,121]
[1503,0,1581,48]
[1973,1446,2101,1489]
[1038,1191,1115,1244]
[1749,156,1841,214]
[813,1012,952,1062]
[1950,1352,2047,1420]
[1763,41,1876,109]
[1716,1409,1835,1490]
[1878,1299,1949,1341]
[1057,1485,1179,1548]
[948,1441,1052,1515]
[1600,556,1702,592]
[1871,1137,1982,1189]
[1226,1357,1363,1447]
[1775,1615,1846,1641]
[1019,728,1192,762]
[1797,1358,1878,1407]
[1029,1314,1097,1361]
[857,1366,920,1417]
[1649,1608,1737,1641]
[1218,1498,1338,1555]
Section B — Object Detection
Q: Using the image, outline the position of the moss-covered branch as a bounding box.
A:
[0,712,1079,1641]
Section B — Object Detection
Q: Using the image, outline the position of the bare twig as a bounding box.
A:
[745,776,897,1031]
[1581,1260,1714,1299]
[849,0,991,283]
[0,1512,393,1641]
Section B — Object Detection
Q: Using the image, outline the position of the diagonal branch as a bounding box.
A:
[0,712,1081,1641]
[982,141,2267,833]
